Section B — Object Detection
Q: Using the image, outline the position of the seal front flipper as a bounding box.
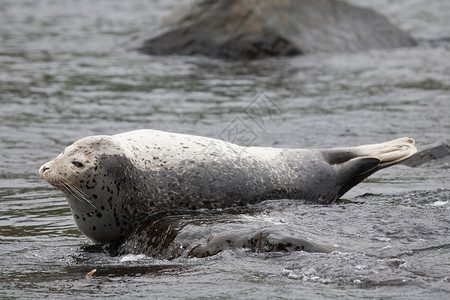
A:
[328,137,417,200]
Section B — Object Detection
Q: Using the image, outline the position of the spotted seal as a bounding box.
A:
[39,130,416,243]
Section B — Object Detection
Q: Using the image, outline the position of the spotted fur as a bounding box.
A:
[39,130,416,243]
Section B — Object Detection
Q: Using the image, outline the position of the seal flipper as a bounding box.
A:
[355,137,417,168]
[335,157,381,199]
[328,137,417,200]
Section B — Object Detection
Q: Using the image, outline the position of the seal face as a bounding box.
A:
[39,130,416,243]
[39,136,130,242]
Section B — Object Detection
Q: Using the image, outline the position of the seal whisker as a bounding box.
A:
[61,180,96,208]
[70,185,96,208]
[59,181,82,202]
[57,182,73,199]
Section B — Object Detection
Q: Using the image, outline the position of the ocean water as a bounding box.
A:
[0,0,449,298]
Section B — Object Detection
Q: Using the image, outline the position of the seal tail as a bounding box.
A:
[327,137,417,199]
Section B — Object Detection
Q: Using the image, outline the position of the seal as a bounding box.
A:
[39,129,416,243]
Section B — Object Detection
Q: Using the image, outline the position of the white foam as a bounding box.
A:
[120,254,147,262]
[432,201,448,207]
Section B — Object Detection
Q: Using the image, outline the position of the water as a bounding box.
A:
[1,0,449,298]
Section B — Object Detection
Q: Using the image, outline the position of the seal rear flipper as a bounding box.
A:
[335,157,381,199]
[333,137,417,199]
[355,137,417,168]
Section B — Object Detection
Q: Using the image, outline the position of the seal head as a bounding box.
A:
[40,135,134,242]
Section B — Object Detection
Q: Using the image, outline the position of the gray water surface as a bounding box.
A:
[1,0,449,299]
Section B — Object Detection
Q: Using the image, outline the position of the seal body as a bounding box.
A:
[39,130,416,243]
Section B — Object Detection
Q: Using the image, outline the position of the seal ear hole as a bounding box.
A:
[72,161,84,168]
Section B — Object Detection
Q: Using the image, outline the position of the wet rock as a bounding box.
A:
[134,0,416,59]
[186,229,332,258]
[402,142,450,167]
[115,213,332,259]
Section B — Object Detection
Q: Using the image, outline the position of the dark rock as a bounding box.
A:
[403,142,450,167]
[116,213,332,259]
[134,0,416,59]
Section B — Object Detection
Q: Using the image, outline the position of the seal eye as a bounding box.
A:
[72,161,84,168]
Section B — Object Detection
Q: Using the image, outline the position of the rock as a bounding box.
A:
[402,142,450,167]
[115,213,332,259]
[134,0,416,59]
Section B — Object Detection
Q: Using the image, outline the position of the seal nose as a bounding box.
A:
[42,166,50,172]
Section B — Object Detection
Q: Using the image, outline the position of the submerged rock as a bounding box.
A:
[115,213,332,259]
[134,0,416,59]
